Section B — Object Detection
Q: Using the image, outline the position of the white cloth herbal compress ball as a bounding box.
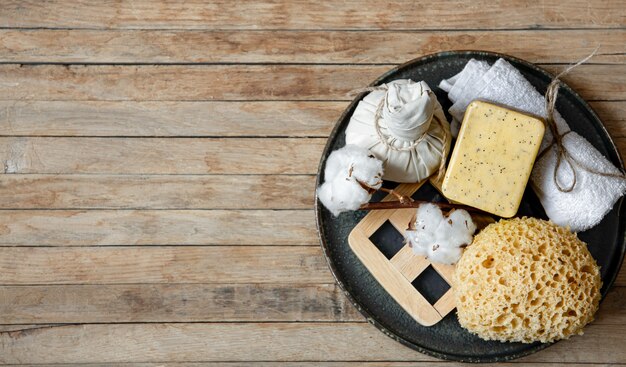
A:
[317,145,384,216]
[405,203,477,265]
[346,79,450,183]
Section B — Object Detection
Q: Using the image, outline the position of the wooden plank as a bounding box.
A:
[0,323,426,363]
[541,64,626,102]
[0,324,55,333]
[0,322,624,363]
[0,246,333,285]
[0,210,317,246]
[1,283,621,325]
[0,174,315,209]
[0,0,622,30]
[591,101,626,138]
[596,286,626,324]
[0,284,362,323]
[0,364,621,367]
[0,64,622,101]
[0,100,623,139]
[0,137,325,174]
[1,29,624,64]
[0,101,339,137]
[0,64,386,101]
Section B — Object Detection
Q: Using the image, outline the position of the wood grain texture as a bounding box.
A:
[0,100,623,138]
[596,286,626,324]
[0,284,362,323]
[2,283,622,325]
[0,101,339,137]
[0,246,332,285]
[592,101,626,138]
[1,0,622,30]
[349,187,455,326]
[0,137,325,174]
[390,246,430,281]
[0,364,622,367]
[1,29,624,64]
[4,365,626,367]
[0,210,317,246]
[0,1,624,364]
[0,174,315,209]
[0,64,622,101]
[0,322,625,364]
[349,229,442,326]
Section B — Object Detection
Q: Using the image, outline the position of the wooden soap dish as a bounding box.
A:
[348,180,495,326]
[348,182,456,326]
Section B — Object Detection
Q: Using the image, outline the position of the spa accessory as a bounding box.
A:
[317,145,384,216]
[441,101,545,217]
[405,203,476,265]
[439,58,626,231]
[455,217,601,343]
[346,80,450,183]
[347,182,457,326]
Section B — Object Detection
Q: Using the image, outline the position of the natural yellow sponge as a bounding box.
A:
[454,217,601,343]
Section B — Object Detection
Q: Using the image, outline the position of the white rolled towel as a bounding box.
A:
[439,58,626,232]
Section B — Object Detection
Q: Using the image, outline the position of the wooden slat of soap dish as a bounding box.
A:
[348,181,456,326]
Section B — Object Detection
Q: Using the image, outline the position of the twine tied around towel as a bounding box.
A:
[347,85,450,181]
[540,47,626,193]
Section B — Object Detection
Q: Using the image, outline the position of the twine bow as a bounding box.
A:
[540,47,626,192]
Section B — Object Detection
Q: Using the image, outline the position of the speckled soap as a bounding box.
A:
[442,101,545,217]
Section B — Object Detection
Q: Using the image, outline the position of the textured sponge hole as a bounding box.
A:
[482,256,495,268]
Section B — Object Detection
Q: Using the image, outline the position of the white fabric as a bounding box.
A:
[439,58,569,152]
[531,132,626,231]
[346,79,450,183]
[382,81,435,141]
[439,58,626,232]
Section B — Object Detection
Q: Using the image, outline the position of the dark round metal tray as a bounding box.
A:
[315,51,626,362]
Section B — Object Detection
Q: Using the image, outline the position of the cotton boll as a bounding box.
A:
[323,145,384,189]
[405,230,424,255]
[428,244,463,266]
[317,176,370,217]
[338,145,384,189]
[317,145,384,216]
[411,204,445,248]
[442,209,477,247]
[415,203,445,231]
[405,203,476,264]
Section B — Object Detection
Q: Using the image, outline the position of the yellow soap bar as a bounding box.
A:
[441,101,545,217]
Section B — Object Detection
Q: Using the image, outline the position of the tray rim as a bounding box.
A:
[314,50,626,363]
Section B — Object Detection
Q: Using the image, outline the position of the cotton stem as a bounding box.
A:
[359,200,486,214]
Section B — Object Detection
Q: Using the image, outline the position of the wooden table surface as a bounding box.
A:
[0,1,625,365]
